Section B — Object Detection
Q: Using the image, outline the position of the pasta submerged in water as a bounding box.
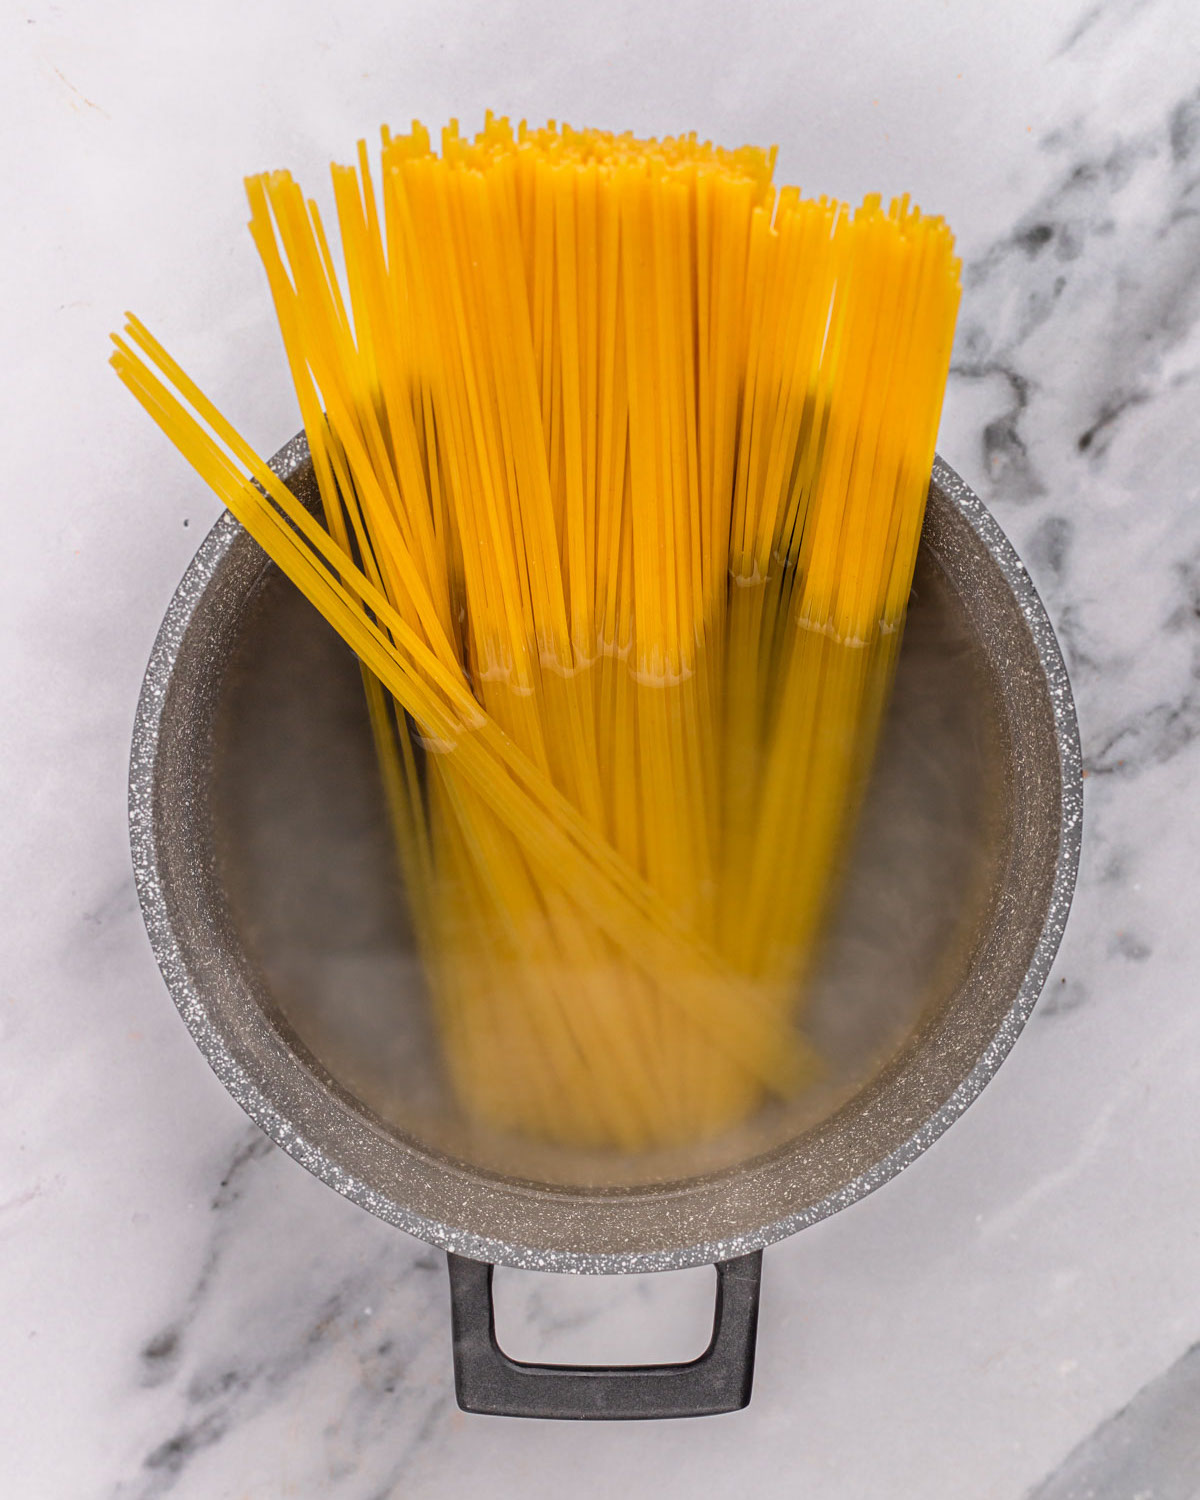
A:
[112,117,961,1151]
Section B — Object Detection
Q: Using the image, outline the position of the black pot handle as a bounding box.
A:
[445,1249,762,1420]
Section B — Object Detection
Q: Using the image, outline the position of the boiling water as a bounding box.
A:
[211,548,1008,1188]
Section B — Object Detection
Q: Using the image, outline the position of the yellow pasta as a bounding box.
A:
[112,117,960,1150]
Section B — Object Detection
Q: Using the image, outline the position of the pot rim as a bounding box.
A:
[129,440,1082,1273]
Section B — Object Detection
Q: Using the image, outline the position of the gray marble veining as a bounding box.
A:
[1027,1342,1200,1500]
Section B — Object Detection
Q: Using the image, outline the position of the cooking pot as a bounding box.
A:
[130,438,1081,1418]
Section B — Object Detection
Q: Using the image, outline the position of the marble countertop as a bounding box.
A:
[4,0,1199,1495]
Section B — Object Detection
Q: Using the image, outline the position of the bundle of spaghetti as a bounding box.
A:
[112,116,960,1150]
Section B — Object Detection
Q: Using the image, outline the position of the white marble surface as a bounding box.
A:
[3,0,1200,1494]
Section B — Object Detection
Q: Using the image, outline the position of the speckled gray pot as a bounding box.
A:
[130,439,1081,1276]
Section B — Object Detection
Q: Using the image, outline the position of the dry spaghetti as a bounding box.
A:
[112,116,960,1149]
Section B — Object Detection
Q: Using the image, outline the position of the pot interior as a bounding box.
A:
[209,476,1004,1188]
